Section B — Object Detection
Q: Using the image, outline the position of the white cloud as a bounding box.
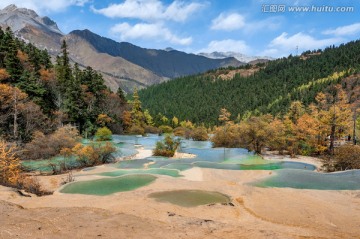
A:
[92,0,205,22]
[210,12,282,33]
[245,16,282,34]
[0,0,89,14]
[270,32,342,50]
[264,32,343,57]
[198,39,250,54]
[164,1,205,22]
[211,13,245,31]
[323,23,360,36]
[110,22,192,45]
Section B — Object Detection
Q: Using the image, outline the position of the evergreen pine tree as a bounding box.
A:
[131,88,145,126]
[117,87,126,103]
[4,28,23,83]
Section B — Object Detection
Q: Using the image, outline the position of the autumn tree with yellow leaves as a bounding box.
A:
[0,140,21,186]
[61,142,116,168]
[316,85,352,154]
[211,86,353,157]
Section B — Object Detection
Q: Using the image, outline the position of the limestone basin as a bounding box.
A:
[148,190,231,207]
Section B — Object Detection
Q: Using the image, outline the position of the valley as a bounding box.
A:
[1,135,360,239]
[1,2,360,239]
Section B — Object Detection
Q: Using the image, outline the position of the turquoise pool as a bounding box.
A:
[60,174,157,195]
[50,134,360,192]
[149,190,230,207]
[252,169,360,190]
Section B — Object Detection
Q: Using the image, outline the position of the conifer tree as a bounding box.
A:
[131,88,145,126]
[56,40,72,94]
[117,87,126,103]
[4,28,23,82]
[63,63,85,124]
[17,70,46,107]
[144,109,154,126]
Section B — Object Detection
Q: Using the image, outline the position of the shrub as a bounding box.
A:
[153,135,180,157]
[22,125,79,160]
[144,125,160,134]
[173,127,186,137]
[190,127,209,141]
[95,126,112,141]
[298,140,316,156]
[173,127,191,138]
[211,115,275,154]
[332,145,360,171]
[127,125,145,135]
[211,124,242,148]
[65,142,116,167]
[96,114,114,127]
[159,125,173,134]
[61,172,75,185]
[19,176,52,196]
[96,142,117,164]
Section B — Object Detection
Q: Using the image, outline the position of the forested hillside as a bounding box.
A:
[0,26,126,142]
[139,40,360,125]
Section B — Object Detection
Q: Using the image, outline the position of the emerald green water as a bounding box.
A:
[193,161,315,170]
[21,139,137,172]
[162,163,194,171]
[99,168,181,177]
[117,158,153,169]
[26,134,360,192]
[149,190,230,207]
[253,169,360,190]
[60,174,157,195]
[22,156,79,172]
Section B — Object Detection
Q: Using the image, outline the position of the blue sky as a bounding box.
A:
[1,0,360,57]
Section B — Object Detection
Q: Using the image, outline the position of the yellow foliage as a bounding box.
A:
[97,114,114,126]
[0,68,10,81]
[297,114,319,140]
[39,68,55,81]
[0,140,21,186]
[122,110,132,130]
[68,142,116,167]
[0,84,27,107]
[172,116,179,127]
[59,147,72,157]
[218,108,231,124]
[179,120,194,129]
[17,50,28,63]
[71,143,84,153]
[78,145,98,164]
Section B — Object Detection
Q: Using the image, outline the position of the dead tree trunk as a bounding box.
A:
[13,89,18,140]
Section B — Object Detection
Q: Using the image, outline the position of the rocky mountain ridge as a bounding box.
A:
[0,4,264,92]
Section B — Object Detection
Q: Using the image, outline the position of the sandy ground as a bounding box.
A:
[172,151,197,159]
[1,149,360,239]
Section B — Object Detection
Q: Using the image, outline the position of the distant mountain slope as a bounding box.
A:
[70,29,244,78]
[64,33,167,92]
[198,51,273,63]
[0,4,247,92]
[139,40,360,125]
[0,5,167,92]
